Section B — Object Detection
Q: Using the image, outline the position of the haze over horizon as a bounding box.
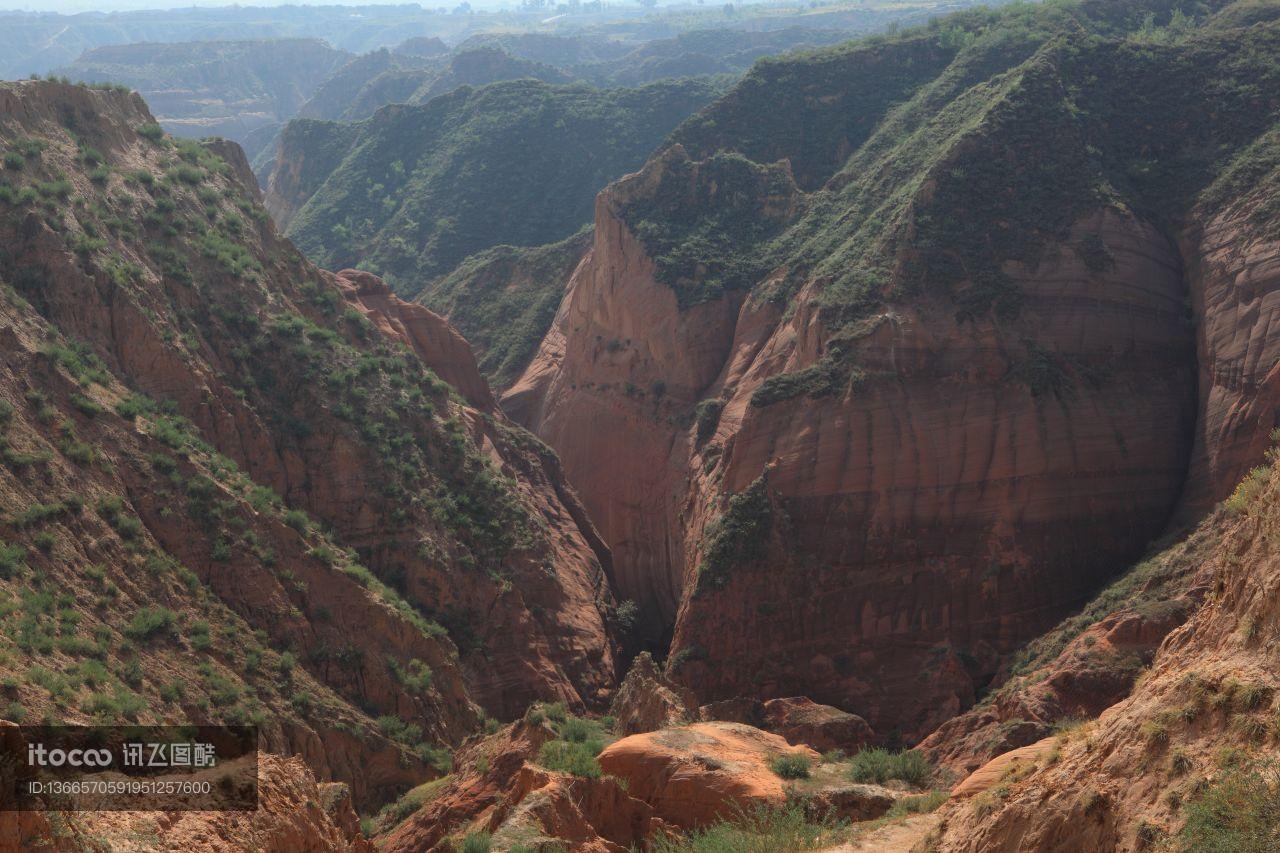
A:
[1,0,688,13]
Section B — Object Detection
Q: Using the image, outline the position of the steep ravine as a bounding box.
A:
[508,161,1201,741]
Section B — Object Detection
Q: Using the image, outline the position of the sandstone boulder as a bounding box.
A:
[803,782,899,823]
[762,697,873,754]
[596,722,818,830]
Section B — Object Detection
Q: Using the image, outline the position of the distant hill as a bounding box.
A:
[272,76,726,295]
[424,229,594,390]
[56,39,352,163]
[299,46,575,124]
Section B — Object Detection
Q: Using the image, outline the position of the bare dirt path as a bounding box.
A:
[823,813,941,853]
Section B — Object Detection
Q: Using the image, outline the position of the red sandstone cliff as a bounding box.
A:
[507,158,1197,739]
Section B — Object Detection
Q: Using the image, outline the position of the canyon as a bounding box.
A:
[0,0,1278,849]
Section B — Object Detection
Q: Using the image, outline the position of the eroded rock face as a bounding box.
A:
[509,185,1198,741]
[925,462,1280,852]
[919,593,1198,777]
[71,754,373,852]
[383,719,665,852]
[504,187,746,643]
[0,80,616,815]
[609,651,699,735]
[1178,196,1280,514]
[761,697,873,754]
[596,721,819,830]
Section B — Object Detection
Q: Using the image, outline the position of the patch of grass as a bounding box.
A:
[460,832,492,853]
[69,393,104,416]
[373,775,453,833]
[1142,718,1170,746]
[847,748,932,786]
[1180,762,1280,852]
[537,739,603,778]
[95,496,143,542]
[769,753,812,779]
[137,123,166,143]
[884,790,949,818]
[651,804,848,853]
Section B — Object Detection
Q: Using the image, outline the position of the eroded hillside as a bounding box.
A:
[0,79,621,823]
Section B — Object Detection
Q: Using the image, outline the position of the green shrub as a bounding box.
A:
[1225,466,1270,515]
[96,496,143,541]
[137,123,165,143]
[70,393,104,416]
[189,620,211,651]
[538,739,602,778]
[126,169,155,187]
[4,152,24,171]
[13,500,74,528]
[289,691,314,716]
[0,542,26,578]
[460,832,492,853]
[388,657,433,694]
[695,473,773,591]
[847,748,932,786]
[769,753,811,779]
[40,342,110,385]
[559,717,593,743]
[123,606,177,641]
[376,714,423,747]
[695,399,724,442]
[283,509,310,532]
[1181,763,1280,852]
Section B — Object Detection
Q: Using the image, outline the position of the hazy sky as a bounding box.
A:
[2,1,514,11]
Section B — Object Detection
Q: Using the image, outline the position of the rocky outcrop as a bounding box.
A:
[609,651,698,735]
[1178,175,1280,514]
[337,268,494,409]
[382,718,667,852]
[503,180,752,643]
[74,755,373,852]
[596,722,818,829]
[948,737,1057,799]
[761,697,874,754]
[925,458,1280,851]
[511,173,1198,740]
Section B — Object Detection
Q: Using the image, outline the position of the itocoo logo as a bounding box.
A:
[27,744,113,767]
